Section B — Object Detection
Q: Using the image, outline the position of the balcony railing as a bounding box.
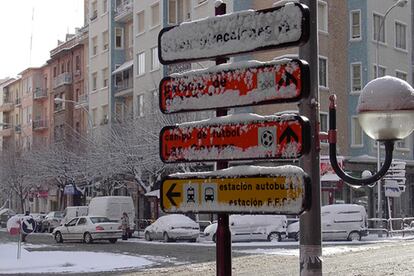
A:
[15,98,21,106]
[15,124,21,133]
[54,72,72,89]
[115,79,133,94]
[34,88,47,99]
[77,93,88,106]
[0,124,13,137]
[33,119,48,130]
[0,100,14,112]
[114,0,133,22]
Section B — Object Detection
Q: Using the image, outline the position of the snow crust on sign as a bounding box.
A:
[171,165,305,178]
[160,3,304,61]
[178,112,298,127]
[357,76,414,112]
[165,59,300,112]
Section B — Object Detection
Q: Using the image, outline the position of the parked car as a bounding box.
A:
[88,196,135,238]
[62,206,89,225]
[204,215,287,242]
[287,204,368,241]
[144,214,199,242]
[30,213,46,232]
[0,209,16,228]
[52,216,121,244]
[41,211,64,233]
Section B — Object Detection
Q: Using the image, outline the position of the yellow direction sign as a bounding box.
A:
[161,165,311,215]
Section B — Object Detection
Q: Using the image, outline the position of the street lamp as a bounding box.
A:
[329,76,414,185]
[54,97,93,131]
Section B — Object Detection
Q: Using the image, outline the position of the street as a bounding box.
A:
[2,229,414,275]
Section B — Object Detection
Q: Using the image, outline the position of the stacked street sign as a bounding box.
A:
[158,2,312,215]
[384,161,406,197]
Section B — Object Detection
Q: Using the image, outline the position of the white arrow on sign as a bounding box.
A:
[23,219,33,231]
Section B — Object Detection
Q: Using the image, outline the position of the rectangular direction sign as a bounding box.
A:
[159,113,310,163]
[161,165,311,214]
[159,59,309,114]
[158,3,309,64]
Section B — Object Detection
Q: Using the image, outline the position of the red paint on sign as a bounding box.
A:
[159,59,309,113]
[160,115,310,163]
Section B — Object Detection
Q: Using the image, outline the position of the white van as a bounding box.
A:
[204,215,287,242]
[62,206,89,225]
[88,196,135,237]
[288,204,368,241]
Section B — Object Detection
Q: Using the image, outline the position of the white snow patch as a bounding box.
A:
[0,243,153,274]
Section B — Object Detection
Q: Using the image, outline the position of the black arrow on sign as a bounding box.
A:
[166,183,181,206]
[279,126,299,144]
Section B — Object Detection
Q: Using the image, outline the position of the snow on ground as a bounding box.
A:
[0,243,154,274]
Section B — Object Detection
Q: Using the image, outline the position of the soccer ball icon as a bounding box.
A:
[260,130,274,148]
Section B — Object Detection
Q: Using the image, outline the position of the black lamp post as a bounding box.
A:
[329,76,414,185]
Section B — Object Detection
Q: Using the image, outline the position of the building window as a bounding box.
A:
[351,63,362,92]
[395,21,406,50]
[103,31,109,51]
[396,70,407,81]
[350,10,361,40]
[319,57,327,88]
[101,105,108,125]
[373,65,386,78]
[151,47,159,70]
[75,55,81,71]
[92,36,98,56]
[92,72,97,91]
[320,112,328,143]
[137,94,144,117]
[351,116,363,146]
[137,11,145,34]
[318,1,328,32]
[67,61,71,72]
[137,52,145,75]
[168,0,191,25]
[115,27,124,49]
[103,0,108,14]
[92,108,98,127]
[152,90,158,110]
[396,139,407,149]
[91,1,98,20]
[151,3,160,27]
[53,67,57,77]
[373,13,385,43]
[102,68,109,88]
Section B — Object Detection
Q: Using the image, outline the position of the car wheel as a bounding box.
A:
[55,231,63,243]
[267,232,281,242]
[163,232,171,242]
[84,232,93,244]
[295,232,300,241]
[109,238,117,243]
[145,232,152,241]
[212,234,217,243]
[348,231,361,241]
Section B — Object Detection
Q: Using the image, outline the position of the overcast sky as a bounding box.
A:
[0,0,84,79]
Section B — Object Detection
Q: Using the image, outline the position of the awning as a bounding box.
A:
[112,60,133,75]
[145,189,160,199]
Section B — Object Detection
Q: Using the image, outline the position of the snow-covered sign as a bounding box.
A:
[159,113,310,162]
[160,165,311,214]
[158,2,310,64]
[159,59,309,113]
[384,180,402,197]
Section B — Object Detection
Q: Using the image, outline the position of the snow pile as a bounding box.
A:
[357,76,414,112]
[160,3,305,62]
[0,243,153,274]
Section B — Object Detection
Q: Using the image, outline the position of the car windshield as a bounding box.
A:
[55,211,64,218]
[90,217,110,223]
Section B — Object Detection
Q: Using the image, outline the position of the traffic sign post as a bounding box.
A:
[160,113,310,163]
[161,165,311,215]
[159,59,309,113]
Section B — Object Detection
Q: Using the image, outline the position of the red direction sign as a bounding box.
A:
[158,3,310,64]
[159,113,310,163]
[159,59,309,114]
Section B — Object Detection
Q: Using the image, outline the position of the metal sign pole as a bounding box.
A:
[299,0,322,275]
[214,4,231,276]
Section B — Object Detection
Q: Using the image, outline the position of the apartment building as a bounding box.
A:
[348,0,413,218]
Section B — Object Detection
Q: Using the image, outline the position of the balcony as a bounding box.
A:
[114,78,133,96]
[53,73,72,89]
[33,119,48,131]
[15,98,21,106]
[76,93,88,108]
[90,10,98,21]
[0,124,13,137]
[114,0,133,22]
[0,98,14,112]
[33,88,48,100]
